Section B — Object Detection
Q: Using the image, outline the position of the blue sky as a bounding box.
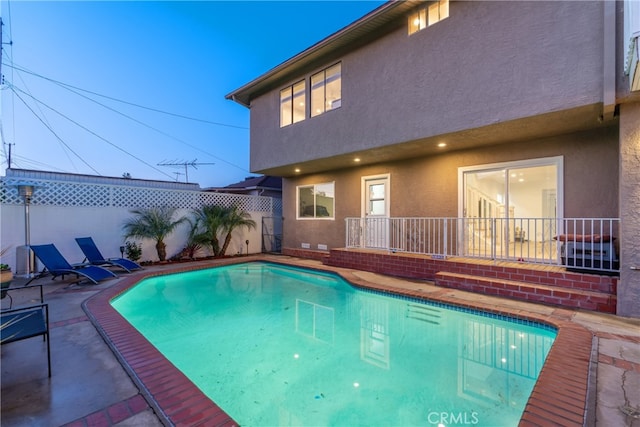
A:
[0,1,384,187]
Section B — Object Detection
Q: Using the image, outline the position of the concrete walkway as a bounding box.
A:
[1,256,639,426]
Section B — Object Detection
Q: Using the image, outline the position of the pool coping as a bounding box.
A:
[83,255,593,427]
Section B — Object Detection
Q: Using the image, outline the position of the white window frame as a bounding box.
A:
[408,0,449,35]
[280,80,306,128]
[457,156,564,220]
[296,182,336,220]
[311,62,342,117]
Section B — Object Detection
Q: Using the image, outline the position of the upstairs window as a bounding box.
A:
[311,63,342,117]
[297,182,335,219]
[280,80,306,127]
[408,0,449,35]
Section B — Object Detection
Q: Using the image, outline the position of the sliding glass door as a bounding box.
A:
[459,157,562,261]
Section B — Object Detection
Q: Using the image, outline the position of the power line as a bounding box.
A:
[6,63,251,174]
[7,67,82,171]
[3,62,249,130]
[9,85,102,175]
[8,83,174,179]
[9,152,71,172]
[14,75,250,173]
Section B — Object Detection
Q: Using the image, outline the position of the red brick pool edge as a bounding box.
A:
[83,257,593,427]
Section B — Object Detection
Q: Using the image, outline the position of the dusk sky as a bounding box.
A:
[0,1,384,187]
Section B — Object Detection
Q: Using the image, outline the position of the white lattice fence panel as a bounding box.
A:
[198,192,273,212]
[111,187,200,209]
[1,177,276,212]
[1,178,111,207]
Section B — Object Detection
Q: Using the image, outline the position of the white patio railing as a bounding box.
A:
[345,217,620,273]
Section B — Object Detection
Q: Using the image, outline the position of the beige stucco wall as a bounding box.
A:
[618,102,640,317]
[250,1,605,174]
[282,127,619,250]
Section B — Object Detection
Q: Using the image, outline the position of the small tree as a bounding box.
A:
[191,205,227,257]
[179,217,204,260]
[122,207,186,261]
[219,205,256,256]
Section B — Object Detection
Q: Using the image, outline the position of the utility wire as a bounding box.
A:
[6,62,250,173]
[27,75,250,173]
[9,85,102,175]
[3,62,249,129]
[10,153,70,172]
[5,60,81,171]
[9,83,175,179]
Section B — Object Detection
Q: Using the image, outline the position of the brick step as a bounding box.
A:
[435,272,616,313]
[449,265,617,294]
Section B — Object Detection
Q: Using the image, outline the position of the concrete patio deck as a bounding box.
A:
[1,254,639,426]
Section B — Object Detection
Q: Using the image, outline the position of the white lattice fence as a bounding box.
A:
[0,177,275,212]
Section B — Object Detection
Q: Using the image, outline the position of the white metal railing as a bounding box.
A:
[345,217,620,273]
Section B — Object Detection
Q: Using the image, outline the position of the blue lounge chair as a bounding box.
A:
[29,244,117,285]
[75,237,142,273]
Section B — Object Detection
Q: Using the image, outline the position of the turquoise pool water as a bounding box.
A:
[111,262,556,427]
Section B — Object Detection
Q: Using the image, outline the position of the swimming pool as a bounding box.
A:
[111,262,556,426]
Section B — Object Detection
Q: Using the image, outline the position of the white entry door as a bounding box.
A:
[362,175,390,249]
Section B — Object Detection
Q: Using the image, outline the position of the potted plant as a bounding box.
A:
[124,241,142,263]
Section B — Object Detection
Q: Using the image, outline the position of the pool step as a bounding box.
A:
[405,303,441,324]
[435,272,616,313]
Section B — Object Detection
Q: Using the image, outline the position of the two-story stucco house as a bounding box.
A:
[227,0,640,318]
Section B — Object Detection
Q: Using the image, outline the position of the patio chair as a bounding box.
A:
[28,244,117,285]
[0,284,50,376]
[1,283,12,309]
[75,237,142,273]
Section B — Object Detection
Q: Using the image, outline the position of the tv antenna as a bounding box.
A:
[157,159,215,183]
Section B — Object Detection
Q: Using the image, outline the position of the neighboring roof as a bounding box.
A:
[226,0,419,107]
[3,168,201,190]
[204,175,282,193]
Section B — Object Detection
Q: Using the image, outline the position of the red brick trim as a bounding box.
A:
[327,248,617,313]
[282,247,330,261]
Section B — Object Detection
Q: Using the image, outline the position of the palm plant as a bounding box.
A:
[219,205,256,257]
[122,207,186,261]
[180,217,204,260]
[191,205,228,257]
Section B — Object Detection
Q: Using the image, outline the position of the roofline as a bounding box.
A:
[3,167,201,189]
[225,0,416,108]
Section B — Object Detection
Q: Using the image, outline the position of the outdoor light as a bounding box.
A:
[246,239,249,256]
[9,181,42,277]
[18,184,34,201]
[120,245,126,258]
[19,184,35,277]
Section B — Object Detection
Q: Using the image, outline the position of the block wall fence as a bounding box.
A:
[0,171,282,271]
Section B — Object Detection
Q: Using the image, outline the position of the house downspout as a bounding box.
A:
[601,0,616,121]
